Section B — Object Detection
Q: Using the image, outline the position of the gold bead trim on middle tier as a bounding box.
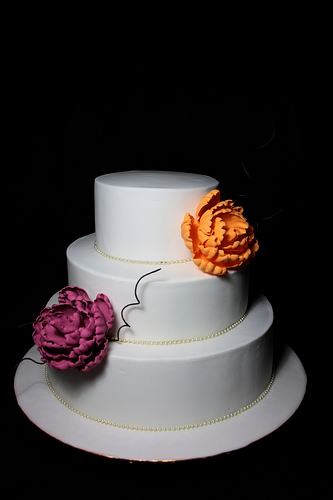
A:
[110,311,247,345]
[94,241,192,265]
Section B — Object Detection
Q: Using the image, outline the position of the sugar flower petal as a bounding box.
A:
[181,213,197,252]
[196,190,221,221]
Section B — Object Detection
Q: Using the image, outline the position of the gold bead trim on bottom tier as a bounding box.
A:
[45,365,276,432]
[94,241,192,265]
[110,311,247,345]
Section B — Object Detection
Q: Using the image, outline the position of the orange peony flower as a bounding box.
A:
[181,190,259,275]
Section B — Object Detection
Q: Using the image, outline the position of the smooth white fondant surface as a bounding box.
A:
[14,344,306,460]
[47,295,273,429]
[94,171,218,261]
[66,234,249,342]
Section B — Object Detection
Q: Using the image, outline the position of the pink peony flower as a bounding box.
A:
[32,286,114,372]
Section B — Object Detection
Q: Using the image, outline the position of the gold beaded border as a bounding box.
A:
[110,311,247,345]
[94,241,192,265]
[45,365,275,432]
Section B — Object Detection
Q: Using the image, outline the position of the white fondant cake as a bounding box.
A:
[46,171,274,430]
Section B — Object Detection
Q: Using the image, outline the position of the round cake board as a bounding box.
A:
[14,344,306,462]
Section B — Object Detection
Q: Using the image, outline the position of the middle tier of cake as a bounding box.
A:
[65,234,250,343]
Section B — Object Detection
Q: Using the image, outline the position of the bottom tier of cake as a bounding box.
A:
[47,295,273,430]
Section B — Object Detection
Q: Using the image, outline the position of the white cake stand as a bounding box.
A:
[14,344,306,462]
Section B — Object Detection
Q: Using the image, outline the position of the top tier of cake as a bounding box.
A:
[95,171,218,262]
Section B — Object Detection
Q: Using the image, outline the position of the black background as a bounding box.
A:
[5,42,325,495]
